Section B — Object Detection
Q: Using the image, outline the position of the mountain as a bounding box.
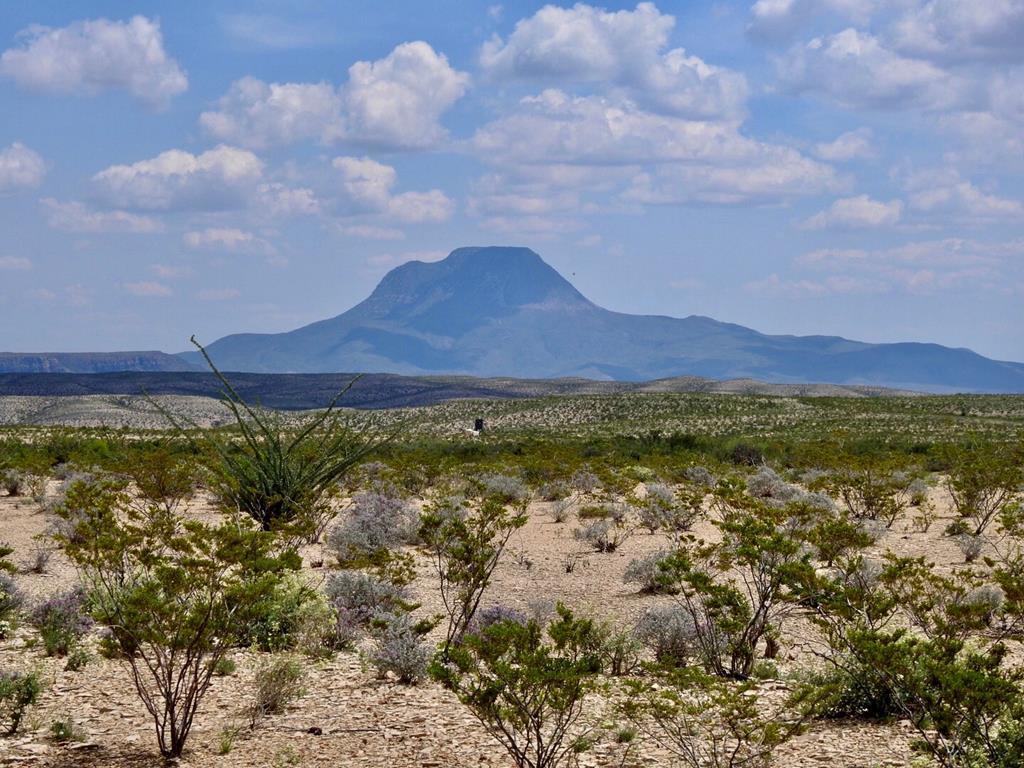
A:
[183,246,1024,393]
[0,351,198,374]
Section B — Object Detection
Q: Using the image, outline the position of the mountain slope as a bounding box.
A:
[0,351,198,374]
[187,246,1024,393]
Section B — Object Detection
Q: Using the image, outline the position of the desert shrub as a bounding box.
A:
[236,575,319,652]
[0,543,14,575]
[122,447,197,515]
[623,550,675,594]
[577,503,610,520]
[942,443,1023,535]
[23,544,50,575]
[638,483,676,533]
[249,656,305,729]
[957,534,984,563]
[574,519,631,553]
[2,470,22,497]
[56,477,298,758]
[622,666,807,768]
[822,462,914,528]
[325,570,410,628]
[50,715,83,744]
[435,604,603,768]
[967,584,1005,626]
[796,553,1023,768]
[0,574,24,638]
[476,604,529,632]
[803,511,875,568]
[30,586,92,657]
[908,478,931,506]
[657,488,814,679]
[420,494,527,657]
[746,466,801,504]
[367,612,432,684]
[214,657,236,676]
[604,633,645,679]
[728,443,763,467]
[172,338,392,535]
[549,498,573,523]
[327,489,419,571]
[634,605,697,667]
[570,469,599,495]
[479,473,532,504]
[0,670,41,735]
[683,465,716,488]
[538,480,570,502]
[798,662,902,721]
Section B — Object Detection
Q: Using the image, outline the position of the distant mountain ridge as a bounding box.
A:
[0,351,198,374]
[183,246,1024,393]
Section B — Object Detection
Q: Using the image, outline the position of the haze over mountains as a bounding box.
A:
[4,247,1024,393]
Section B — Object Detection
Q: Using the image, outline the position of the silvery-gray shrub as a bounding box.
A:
[367,612,431,684]
[634,606,697,666]
[327,490,418,565]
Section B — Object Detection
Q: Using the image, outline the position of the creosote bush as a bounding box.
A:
[434,604,604,768]
[56,476,299,758]
[942,442,1023,535]
[657,485,814,679]
[622,665,809,768]
[420,492,527,658]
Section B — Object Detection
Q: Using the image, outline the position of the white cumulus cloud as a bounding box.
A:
[331,156,454,222]
[778,28,970,110]
[200,41,468,149]
[481,2,747,119]
[802,194,903,229]
[474,90,838,205]
[92,145,263,211]
[814,128,874,161]
[0,142,46,191]
[0,16,187,108]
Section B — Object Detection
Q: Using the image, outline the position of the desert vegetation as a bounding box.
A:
[0,381,1022,766]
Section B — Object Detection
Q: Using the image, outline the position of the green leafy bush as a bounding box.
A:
[56,477,299,758]
[420,494,526,657]
[0,670,40,735]
[435,604,603,768]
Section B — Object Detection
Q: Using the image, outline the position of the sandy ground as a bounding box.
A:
[0,479,986,768]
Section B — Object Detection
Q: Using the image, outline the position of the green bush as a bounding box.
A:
[56,477,299,758]
[420,494,527,658]
[435,604,603,768]
[0,670,41,735]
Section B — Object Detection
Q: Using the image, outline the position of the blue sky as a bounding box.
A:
[1,0,1022,360]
